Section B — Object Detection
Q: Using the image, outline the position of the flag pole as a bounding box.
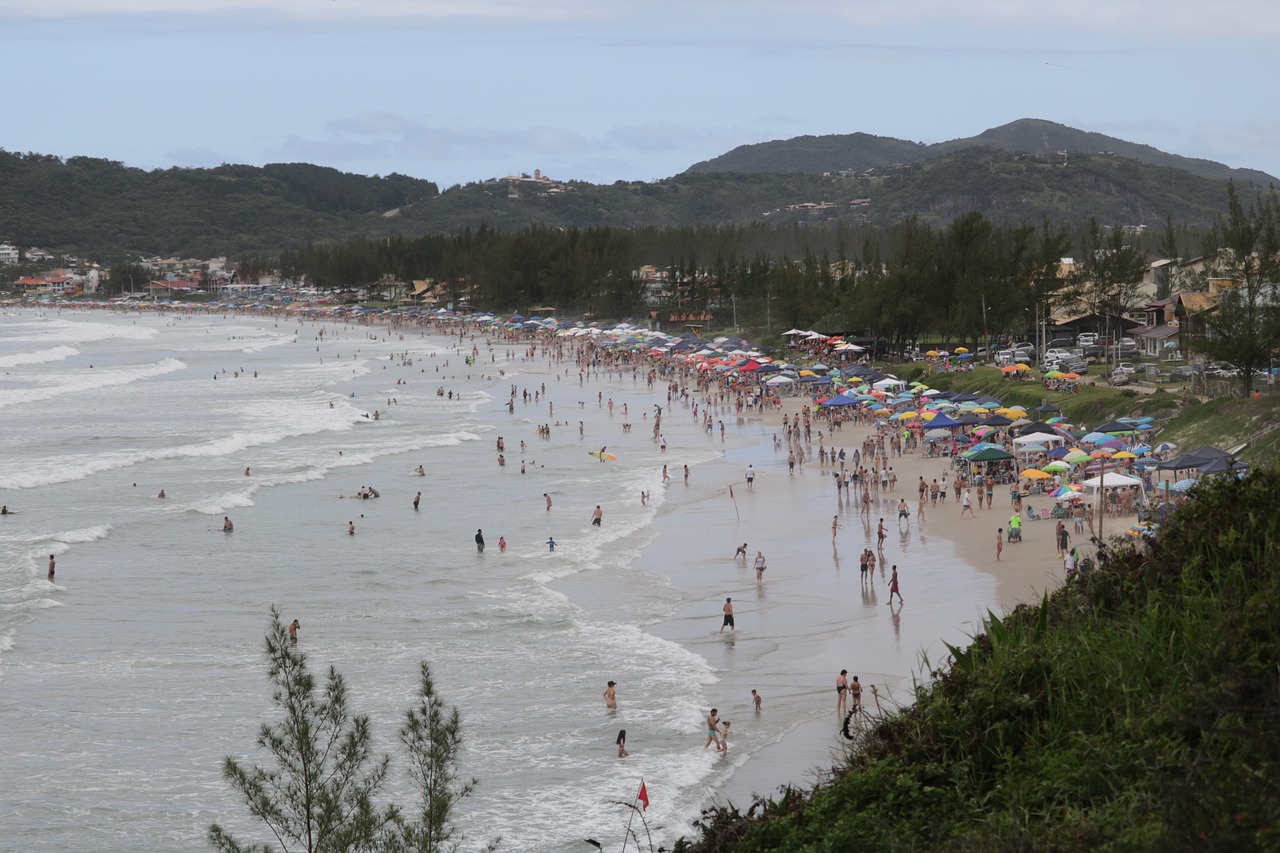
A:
[621,801,638,853]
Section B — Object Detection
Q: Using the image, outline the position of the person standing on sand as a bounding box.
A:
[475,529,485,552]
[745,465,755,490]
[288,619,300,644]
[603,681,617,709]
[753,551,767,580]
[836,669,849,715]
[888,564,903,605]
[831,515,840,540]
[850,676,863,713]
[877,518,887,548]
[996,528,1003,561]
[961,488,975,517]
[720,597,735,633]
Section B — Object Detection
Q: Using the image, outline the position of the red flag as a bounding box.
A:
[729,485,734,500]
[637,781,649,811]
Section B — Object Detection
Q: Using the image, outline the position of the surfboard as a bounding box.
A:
[588,451,618,461]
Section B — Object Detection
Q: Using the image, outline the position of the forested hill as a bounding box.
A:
[0,152,439,259]
[686,118,1279,187]
[0,133,1267,262]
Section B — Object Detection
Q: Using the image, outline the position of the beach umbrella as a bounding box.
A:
[1042,461,1071,473]
[1063,372,1081,380]
[1046,370,1065,379]
[1050,484,1082,497]
[1015,364,1032,372]
[1171,478,1198,492]
[1090,449,1114,458]
[1021,468,1052,479]
[1000,365,1019,374]
[1111,450,1138,460]
[926,350,939,357]
[954,346,969,353]
[1065,450,1091,464]
[925,428,953,440]
[1154,441,1178,454]
[1082,432,1111,444]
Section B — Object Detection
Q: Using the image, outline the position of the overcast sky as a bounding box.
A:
[3,0,1278,188]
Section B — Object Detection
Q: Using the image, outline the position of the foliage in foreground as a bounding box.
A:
[678,466,1280,852]
[208,607,492,853]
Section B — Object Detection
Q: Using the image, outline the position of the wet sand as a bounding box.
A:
[676,395,1088,809]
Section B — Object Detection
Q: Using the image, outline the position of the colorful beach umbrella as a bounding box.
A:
[1021,468,1052,479]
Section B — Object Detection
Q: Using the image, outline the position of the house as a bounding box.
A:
[0,243,19,265]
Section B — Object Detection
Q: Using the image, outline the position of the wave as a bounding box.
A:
[0,358,187,412]
[0,345,79,369]
[0,318,158,344]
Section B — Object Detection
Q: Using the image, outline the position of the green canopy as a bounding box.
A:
[964,446,1016,462]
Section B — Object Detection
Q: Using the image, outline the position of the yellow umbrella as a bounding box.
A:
[919,410,937,420]
[954,346,969,354]
[898,411,919,419]
[1111,450,1138,459]
[799,369,816,376]
[1014,363,1032,372]
[1021,468,1052,479]
[971,407,990,414]
[926,350,939,357]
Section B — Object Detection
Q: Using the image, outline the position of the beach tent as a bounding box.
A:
[921,412,962,429]
[1080,471,1144,491]
[982,414,1014,427]
[1013,432,1065,448]
[1198,455,1248,475]
[964,446,1016,462]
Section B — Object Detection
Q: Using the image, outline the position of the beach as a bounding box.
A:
[0,306,1082,850]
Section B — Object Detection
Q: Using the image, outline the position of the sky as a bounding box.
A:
[3,0,1279,189]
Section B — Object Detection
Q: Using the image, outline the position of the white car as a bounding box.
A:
[1043,348,1074,363]
[1077,333,1098,347]
[1114,362,1137,375]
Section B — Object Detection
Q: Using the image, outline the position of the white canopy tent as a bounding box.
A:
[1012,432,1066,449]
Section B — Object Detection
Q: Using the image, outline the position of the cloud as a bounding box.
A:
[0,0,610,23]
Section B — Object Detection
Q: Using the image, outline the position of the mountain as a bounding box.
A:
[1,120,1274,263]
[686,118,1279,187]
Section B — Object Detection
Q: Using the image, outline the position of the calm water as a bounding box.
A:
[0,307,996,851]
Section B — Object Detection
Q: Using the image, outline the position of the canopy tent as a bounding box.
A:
[1012,432,1065,448]
[964,446,1016,462]
[1080,471,1144,490]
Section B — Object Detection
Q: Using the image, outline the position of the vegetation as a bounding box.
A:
[1193,183,1280,395]
[209,607,490,853]
[677,464,1280,852]
[689,118,1278,187]
[2,121,1269,262]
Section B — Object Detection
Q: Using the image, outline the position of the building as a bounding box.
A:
[0,243,19,265]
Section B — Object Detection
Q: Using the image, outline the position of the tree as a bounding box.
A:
[209,608,488,853]
[1194,182,1280,396]
[388,663,495,853]
[1065,219,1149,359]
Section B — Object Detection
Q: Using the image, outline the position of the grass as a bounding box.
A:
[677,468,1280,852]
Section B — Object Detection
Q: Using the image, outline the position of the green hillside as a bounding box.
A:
[0,151,438,260]
[678,466,1280,852]
[688,118,1279,187]
[0,122,1265,262]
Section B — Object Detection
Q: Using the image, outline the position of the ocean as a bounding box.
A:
[0,306,999,851]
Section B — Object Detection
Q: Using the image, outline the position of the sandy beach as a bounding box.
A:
[663,393,1082,809]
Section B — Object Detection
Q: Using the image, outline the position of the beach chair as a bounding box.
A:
[1040,508,1051,521]
[1025,507,1041,521]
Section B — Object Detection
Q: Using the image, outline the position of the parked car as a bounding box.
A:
[1107,370,1130,386]
[1211,363,1241,378]
[1114,362,1138,375]
[1046,338,1075,350]
[1043,348,1074,363]
[1077,332,1098,347]
[1169,365,1202,380]
[996,348,1032,366]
